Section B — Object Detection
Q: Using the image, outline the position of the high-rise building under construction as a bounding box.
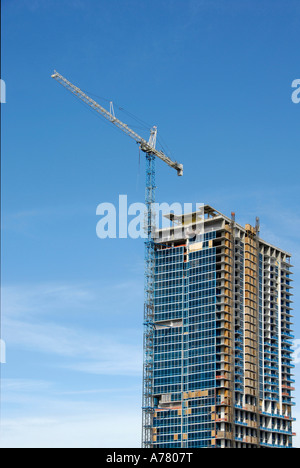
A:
[147,205,295,448]
[50,73,295,449]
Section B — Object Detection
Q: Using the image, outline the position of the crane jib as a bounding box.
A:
[51,71,183,177]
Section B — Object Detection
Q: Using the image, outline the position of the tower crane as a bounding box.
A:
[51,71,183,448]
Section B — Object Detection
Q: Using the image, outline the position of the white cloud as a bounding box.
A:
[293,340,300,365]
[1,279,143,319]
[3,316,142,376]
[1,282,96,318]
[0,278,144,447]
[291,410,300,449]
[0,411,141,448]
[1,378,52,394]
[1,280,143,376]
[0,377,141,448]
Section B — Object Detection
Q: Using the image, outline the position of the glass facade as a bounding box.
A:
[153,233,218,448]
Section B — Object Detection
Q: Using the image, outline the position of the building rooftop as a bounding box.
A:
[159,204,292,258]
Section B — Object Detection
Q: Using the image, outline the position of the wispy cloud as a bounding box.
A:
[1,282,95,318]
[0,410,141,448]
[1,278,143,318]
[0,378,141,448]
[2,279,143,376]
[293,340,300,365]
[3,316,142,377]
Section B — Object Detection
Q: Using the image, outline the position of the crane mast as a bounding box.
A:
[51,71,183,448]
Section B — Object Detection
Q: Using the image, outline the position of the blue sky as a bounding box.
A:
[1,0,300,447]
